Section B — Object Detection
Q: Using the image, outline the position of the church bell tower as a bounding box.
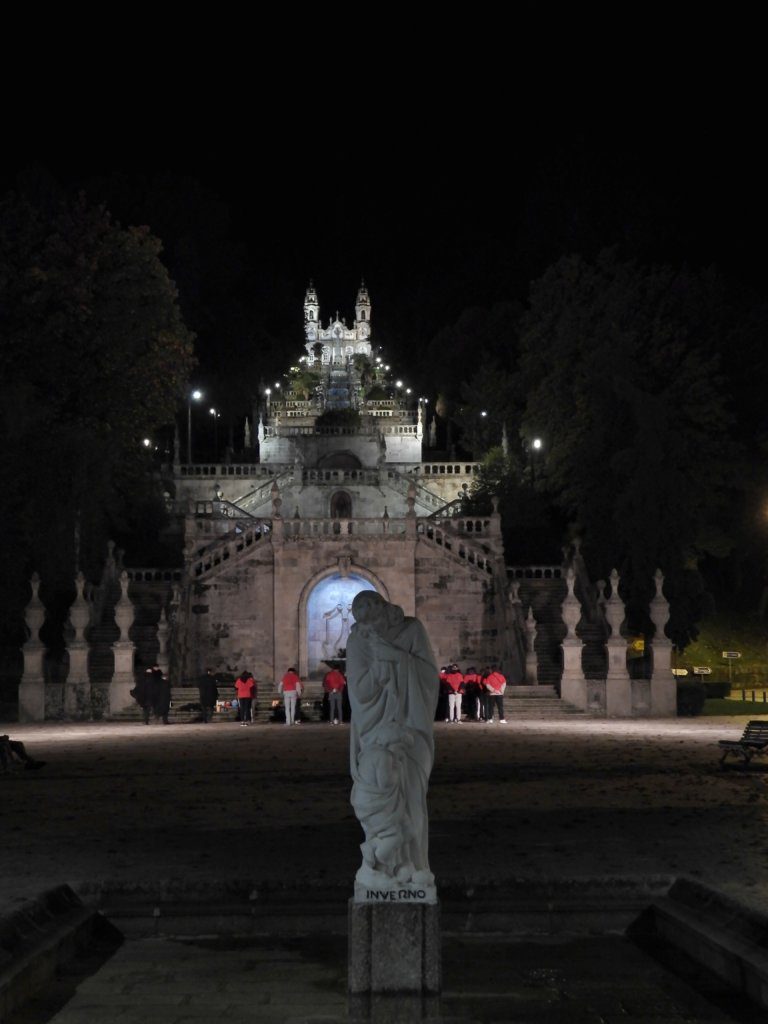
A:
[354,280,371,338]
[304,281,320,341]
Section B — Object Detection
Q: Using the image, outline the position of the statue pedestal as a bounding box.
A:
[651,641,678,716]
[606,637,632,717]
[19,645,46,722]
[560,639,587,708]
[348,899,441,995]
[110,642,136,716]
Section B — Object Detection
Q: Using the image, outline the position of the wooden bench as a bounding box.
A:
[718,720,768,766]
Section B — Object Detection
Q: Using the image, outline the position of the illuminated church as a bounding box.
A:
[171,282,514,702]
[18,283,677,721]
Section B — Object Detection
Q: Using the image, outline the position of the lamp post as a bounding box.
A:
[530,437,543,486]
[187,389,203,464]
[209,408,220,461]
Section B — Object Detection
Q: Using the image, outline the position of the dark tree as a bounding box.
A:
[517,249,742,644]
[0,189,195,642]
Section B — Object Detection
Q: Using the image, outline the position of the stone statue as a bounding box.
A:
[346,591,439,898]
[323,601,353,656]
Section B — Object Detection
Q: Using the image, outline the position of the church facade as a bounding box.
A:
[17,283,678,720]
[171,284,519,703]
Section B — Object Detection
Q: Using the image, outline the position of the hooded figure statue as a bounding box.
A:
[346,590,439,898]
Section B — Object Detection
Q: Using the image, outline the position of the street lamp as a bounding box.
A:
[530,437,543,485]
[209,408,220,460]
[187,389,203,464]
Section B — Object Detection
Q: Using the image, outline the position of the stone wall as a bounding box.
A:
[415,541,500,670]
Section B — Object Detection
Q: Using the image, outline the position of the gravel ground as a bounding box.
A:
[2,716,767,916]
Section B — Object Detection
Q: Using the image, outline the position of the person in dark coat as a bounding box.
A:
[142,664,171,724]
[1,735,45,771]
[198,668,219,723]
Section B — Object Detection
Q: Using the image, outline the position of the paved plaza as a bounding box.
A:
[2,716,767,912]
[2,716,768,1022]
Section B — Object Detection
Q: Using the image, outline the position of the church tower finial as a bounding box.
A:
[355,280,371,329]
[304,281,320,341]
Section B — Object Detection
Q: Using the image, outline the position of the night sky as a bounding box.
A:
[5,32,766,406]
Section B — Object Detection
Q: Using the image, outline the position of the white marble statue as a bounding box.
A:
[346,591,439,898]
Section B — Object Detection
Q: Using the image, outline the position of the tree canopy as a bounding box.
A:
[0,189,195,640]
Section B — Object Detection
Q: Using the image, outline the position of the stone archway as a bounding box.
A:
[330,490,352,518]
[299,567,387,678]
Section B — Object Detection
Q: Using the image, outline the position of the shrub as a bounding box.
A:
[677,681,705,717]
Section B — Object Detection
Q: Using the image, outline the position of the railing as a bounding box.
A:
[191,522,271,578]
[386,468,449,511]
[264,425,378,437]
[452,517,493,536]
[419,463,481,476]
[507,565,564,580]
[231,469,294,513]
[302,469,381,485]
[282,517,408,539]
[379,424,418,435]
[177,463,264,477]
[125,568,183,583]
[416,522,495,575]
[428,499,464,520]
[194,500,258,519]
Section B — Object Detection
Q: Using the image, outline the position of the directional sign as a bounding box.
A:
[722,651,741,659]
[671,668,689,676]
[693,666,712,674]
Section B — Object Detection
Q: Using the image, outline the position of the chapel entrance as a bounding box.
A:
[305,573,377,677]
[330,490,352,518]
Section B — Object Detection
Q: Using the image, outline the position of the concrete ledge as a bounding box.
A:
[74,874,675,938]
[0,885,119,1020]
[628,877,768,1011]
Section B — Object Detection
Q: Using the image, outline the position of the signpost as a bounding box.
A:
[722,651,741,687]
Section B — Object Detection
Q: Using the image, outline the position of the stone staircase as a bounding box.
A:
[502,685,596,718]
[517,577,566,686]
[516,576,608,687]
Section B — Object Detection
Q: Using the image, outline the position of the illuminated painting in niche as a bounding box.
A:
[306,573,377,675]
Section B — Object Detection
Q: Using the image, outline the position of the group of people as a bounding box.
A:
[439,664,508,723]
[131,660,509,727]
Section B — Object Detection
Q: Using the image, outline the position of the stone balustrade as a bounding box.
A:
[125,568,183,584]
[302,468,381,485]
[452,517,493,536]
[418,463,481,476]
[282,517,408,539]
[507,565,564,579]
[191,522,272,578]
[177,463,267,477]
[379,424,418,435]
[264,425,379,437]
[416,521,495,575]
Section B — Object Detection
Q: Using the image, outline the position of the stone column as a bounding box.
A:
[650,568,677,716]
[156,606,170,676]
[524,605,539,685]
[64,571,91,719]
[19,573,46,722]
[110,571,136,716]
[605,569,632,716]
[560,567,587,708]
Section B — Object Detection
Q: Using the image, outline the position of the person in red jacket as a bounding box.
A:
[444,663,465,723]
[234,671,256,726]
[279,667,303,725]
[484,666,507,723]
[323,665,346,724]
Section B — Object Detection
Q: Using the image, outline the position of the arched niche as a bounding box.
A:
[330,490,352,518]
[299,568,387,678]
[317,451,362,470]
